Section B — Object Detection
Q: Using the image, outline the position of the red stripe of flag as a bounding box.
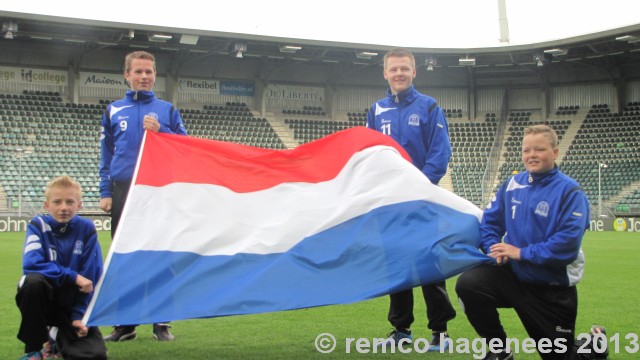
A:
[135,127,410,192]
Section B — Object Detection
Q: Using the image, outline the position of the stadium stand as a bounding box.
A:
[181,102,287,149]
[283,118,363,144]
[0,94,289,213]
[449,113,499,205]
[347,110,367,123]
[555,105,579,116]
[561,104,640,212]
[444,108,463,118]
[2,11,640,222]
[1,88,639,217]
[0,91,102,212]
[282,106,327,117]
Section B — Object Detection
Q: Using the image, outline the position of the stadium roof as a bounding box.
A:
[2,0,640,48]
[1,1,640,73]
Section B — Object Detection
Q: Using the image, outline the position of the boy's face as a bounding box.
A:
[125,58,156,91]
[383,55,416,94]
[44,186,82,224]
[522,133,558,174]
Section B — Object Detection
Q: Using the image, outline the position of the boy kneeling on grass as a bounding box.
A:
[16,175,107,360]
[456,125,608,360]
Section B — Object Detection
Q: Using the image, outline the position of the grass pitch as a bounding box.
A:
[1,231,637,359]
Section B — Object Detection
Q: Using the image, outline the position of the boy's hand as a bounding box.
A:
[72,319,89,337]
[76,274,94,294]
[489,243,521,265]
[143,115,161,132]
[100,197,112,213]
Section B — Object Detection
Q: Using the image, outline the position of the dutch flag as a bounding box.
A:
[84,127,489,326]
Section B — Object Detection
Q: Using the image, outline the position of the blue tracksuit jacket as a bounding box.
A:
[481,167,589,286]
[21,215,103,320]
[366,85,451,185]
[100,90,187,198]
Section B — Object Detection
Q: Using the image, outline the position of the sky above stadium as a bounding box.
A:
[2,0,639,48]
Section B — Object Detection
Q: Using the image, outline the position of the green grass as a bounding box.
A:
[1,231,637,359]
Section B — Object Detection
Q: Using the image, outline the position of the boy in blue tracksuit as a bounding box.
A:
[366,86,450,185]
[456,125,607,360]
[99,50,187,342]
[367,48,455,351]
[16,176,107,360]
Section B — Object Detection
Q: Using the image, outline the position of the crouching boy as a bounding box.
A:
[16,176,107,360]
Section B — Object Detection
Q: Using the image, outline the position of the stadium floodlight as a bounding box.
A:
[1,21,17,40]
[543,48,568,56]
[230,42,247,59]
[615,35,634,41]
[356,51,378,59]
[459,56,476,66]
[615,34,639,43]
[598,163,608,218]
[279,45,302,53]
[425,57,436,71]
[180,34,199,45]
[149,34,172,42]
[534,54,544,67]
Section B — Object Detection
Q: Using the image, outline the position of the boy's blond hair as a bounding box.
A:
[383,48,416,69]
[45,175,83,201]
[524,124,558,149]
[124,50,156,73]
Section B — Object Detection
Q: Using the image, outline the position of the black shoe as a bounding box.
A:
[483,350,514,360]
[103,325,137,342]
[376,329,412,347]
[153,323,175,341]
[428,332,451,352]
[591,325,608,359]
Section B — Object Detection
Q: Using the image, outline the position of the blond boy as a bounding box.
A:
[16,176,107,360]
